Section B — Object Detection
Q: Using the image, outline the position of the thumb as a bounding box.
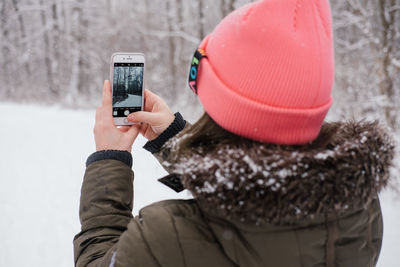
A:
[127,111,163,126]
[126,123,141,138]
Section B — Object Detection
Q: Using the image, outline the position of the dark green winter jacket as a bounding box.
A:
[74,115,394,267]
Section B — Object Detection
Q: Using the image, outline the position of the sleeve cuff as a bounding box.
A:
[86,150,133,168]
[143,112,186,153]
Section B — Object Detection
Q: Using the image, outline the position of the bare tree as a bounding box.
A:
[166,0,178,93]
[378,0,397,126]
[51,0,61,92]
[0,1,11,97]
[198,1,206,40]
[69,0,89,101]
[39,0,57,96]
[11,0,31,76]
[221,0,236,18]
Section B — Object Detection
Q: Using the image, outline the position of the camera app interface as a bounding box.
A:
[112,62,144,117]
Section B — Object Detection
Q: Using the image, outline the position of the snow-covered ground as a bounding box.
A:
[113,94,142,107]
[0,102,398,267]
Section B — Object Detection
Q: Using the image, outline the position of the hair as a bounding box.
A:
[177,112,258,156]
[176,112,341,157]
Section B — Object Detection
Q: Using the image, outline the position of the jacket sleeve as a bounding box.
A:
[73,158,135,266]
[73,157,184,267]
[151,122,192,174]
[143,112,192,174]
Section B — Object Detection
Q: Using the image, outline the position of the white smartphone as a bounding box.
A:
[110,52,145,126]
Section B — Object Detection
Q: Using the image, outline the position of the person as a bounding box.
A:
[73,0,395,266]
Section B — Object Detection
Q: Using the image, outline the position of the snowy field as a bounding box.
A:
[0,102,398,267]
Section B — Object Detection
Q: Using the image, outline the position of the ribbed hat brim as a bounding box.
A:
[197,58,333,144]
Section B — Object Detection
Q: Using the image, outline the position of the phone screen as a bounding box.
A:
[112,62,144,117]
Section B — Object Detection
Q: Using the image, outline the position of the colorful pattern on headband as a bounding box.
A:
[188,48,206,95]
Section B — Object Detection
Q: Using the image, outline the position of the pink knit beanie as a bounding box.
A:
[189,0,334,145]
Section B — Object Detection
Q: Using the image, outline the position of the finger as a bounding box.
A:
[94,106,105,135]
[101,80,114,123]
[118,126,130,133]
[138,122,149,136]
[127,111,163,126]
[102,80,112,107]
[98,105,113,125]
[143,89,162,112]
[126,124,141,139]
[95,106,106,128]
[95,106,102,123]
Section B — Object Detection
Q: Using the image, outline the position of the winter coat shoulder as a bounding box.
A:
[74,115,395,267]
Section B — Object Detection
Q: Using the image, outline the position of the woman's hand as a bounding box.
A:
[94,80,141,152]
[127,89,175,141]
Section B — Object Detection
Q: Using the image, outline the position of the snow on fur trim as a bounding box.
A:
[158,121,395,224]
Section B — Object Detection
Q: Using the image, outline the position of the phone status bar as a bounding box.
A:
[114,63,144,67]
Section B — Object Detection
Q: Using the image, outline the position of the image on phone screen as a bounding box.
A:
[112,62,144,117]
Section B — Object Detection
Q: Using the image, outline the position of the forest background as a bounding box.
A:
[3,0,399,181]
[1,0,399,125]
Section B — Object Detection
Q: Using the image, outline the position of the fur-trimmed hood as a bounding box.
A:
[158,121,395,223]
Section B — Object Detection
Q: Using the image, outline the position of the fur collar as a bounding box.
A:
[158,121,395,223]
